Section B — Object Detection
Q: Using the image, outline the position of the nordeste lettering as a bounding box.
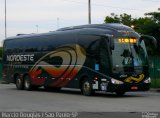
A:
[6,54,34,62]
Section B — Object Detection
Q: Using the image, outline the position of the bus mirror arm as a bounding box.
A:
[140,35,157,49]
[89,34,114,50]
[104,34,114,50]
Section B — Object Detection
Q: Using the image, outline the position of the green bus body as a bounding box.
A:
[2,23,151,96]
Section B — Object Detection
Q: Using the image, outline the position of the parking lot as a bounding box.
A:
[0,84,160,112]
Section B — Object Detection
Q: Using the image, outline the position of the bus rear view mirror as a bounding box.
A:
[140,35,157,49]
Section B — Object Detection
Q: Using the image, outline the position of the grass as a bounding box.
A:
[151,79,160,88]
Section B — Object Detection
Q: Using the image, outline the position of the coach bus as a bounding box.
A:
[2,23,156,96]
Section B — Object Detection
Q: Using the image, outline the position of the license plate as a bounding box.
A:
[131,86,138,90]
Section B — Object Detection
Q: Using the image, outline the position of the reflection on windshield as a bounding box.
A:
[112,39,148,69]
[121,49,133,65]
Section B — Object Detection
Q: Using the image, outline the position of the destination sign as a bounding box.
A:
[118,38,137,43]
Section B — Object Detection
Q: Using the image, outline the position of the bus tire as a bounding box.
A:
[116,91,125,96]
[16,76,24,90]
[82,78,94,96]
[24,75,33,91]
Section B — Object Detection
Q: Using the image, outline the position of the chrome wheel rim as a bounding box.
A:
[16,78,21,87]
[83,81,90,94]
[25,79,30,89]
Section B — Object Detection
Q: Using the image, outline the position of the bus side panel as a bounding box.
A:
[29,44,86,88]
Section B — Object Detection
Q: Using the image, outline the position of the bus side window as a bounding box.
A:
[99,38,112,75]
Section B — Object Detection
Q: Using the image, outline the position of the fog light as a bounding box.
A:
[144,77,151,83]
[111,78,124,85]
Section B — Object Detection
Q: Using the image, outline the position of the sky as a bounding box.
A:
[0,0,160,46]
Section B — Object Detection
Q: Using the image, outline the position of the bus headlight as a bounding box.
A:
[144,77,151,83]
[111,78,124,85]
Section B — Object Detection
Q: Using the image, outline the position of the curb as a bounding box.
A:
[149,88,160,92]
[0,80,9,84]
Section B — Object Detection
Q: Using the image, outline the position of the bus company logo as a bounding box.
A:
[124,74,144,83]
[6,54,34,62]
[29,44,86,86]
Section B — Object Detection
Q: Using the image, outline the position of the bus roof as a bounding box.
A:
[57,23,134,32]
[5,23,134,41]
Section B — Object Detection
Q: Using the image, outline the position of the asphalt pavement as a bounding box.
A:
[0,83,160,118]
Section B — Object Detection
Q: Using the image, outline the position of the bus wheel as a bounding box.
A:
[24,75,32,91]
[16,76,24,90]
[116,91,125,96]
[82,79,94,96]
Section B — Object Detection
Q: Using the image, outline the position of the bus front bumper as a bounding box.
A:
[107,83,151,92]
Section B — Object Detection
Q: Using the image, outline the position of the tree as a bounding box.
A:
[145,9,160,23]
[104,13,134,26]
[144,8,160,53]
[119,13,133,26]
[104,15,120,23]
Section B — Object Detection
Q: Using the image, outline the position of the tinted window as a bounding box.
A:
[5,32,77,54]
[78,35,100,55]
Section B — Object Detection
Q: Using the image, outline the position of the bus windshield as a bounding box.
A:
[112,38,148,71]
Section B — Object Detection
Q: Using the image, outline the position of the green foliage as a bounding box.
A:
[119,14,132,26]
[145,11,160,23]
[104,15,120,23]
[105,13,133,26]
